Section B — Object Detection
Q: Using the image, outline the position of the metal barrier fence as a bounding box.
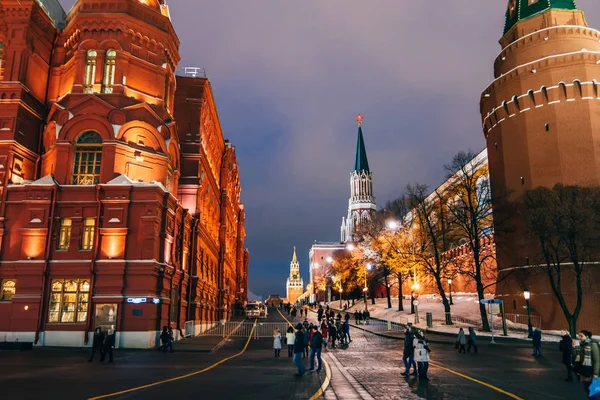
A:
[197,321,293,338]
[504,313,542,330]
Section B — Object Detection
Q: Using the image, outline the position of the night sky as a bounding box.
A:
[58,1,600,299]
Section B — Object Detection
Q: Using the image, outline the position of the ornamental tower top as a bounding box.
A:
[341,115,376,242]
[286,247,303,303]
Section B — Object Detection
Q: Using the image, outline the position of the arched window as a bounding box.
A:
[84,50,97,93]
[72,131,102,185]
[0,42,4,81]
[102,49,116,94]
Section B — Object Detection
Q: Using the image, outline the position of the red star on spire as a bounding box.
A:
[356,114,363,126]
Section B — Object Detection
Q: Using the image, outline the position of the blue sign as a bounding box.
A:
[480,299,502,304]
[127,297,147,304]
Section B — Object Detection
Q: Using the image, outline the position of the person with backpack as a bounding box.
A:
[532,328,543,357]
[576,330,599,398]
[309,326,324,372]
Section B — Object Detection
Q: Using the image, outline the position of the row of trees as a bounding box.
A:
[326,150,498,331]
[323,148,598,335]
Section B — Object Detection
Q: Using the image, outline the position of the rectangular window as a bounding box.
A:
[1,279,16,301]
[72,148,102,184]
[48,279,90,323]
[58,218,72,250]
[81,218,95,250]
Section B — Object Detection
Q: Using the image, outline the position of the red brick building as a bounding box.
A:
[481,1,600,332]
[0,0,248,348]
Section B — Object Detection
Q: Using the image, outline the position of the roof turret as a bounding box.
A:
[504,0,577,35]
[353,114,370,173]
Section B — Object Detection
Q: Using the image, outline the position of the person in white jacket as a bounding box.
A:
[414,332,431,381]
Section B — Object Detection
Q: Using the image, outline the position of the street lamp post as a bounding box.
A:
[448,278,454,305]
[339,287,343,308]
[524,290,533,338]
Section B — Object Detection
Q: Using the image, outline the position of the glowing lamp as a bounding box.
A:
[346,244,355,251]
[523,290,531,300]
[326,257,333,263]
[448,279,452,285]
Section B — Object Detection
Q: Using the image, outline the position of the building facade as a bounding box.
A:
[480,1,600,331]
[0,0,248,348]
[285,247,303,304]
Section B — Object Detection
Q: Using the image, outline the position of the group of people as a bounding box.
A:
[284,303,310,319]
[559,330,600,399]
[316,306,353,348]
[159,326,175,353]
[273,322,325,376]
[456,327,478,354]
[88,327,116,363]
[402,326,431,381]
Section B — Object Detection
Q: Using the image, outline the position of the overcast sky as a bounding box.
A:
[58,1,600,299]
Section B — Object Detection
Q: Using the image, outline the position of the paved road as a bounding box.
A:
[0,308,324,400]
[308,310,590,400]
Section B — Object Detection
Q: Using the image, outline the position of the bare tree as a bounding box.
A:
[522,184,600,335]
[443,150,496,331]
[406,184,454,325]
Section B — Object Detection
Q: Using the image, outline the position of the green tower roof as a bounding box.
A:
[504,0,577,35]
[353,125,370,173]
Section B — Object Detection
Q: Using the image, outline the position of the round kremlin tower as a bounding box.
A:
[480,1,600,331]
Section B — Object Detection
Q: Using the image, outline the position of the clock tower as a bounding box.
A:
[286,247,304,304]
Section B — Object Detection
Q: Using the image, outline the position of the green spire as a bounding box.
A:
[353,114,370,173]
[504,0,577,35]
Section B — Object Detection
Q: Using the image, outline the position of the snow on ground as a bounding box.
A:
[335,293,566,341]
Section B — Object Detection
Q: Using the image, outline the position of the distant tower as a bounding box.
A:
[341,115,376,242]
[286,247,303,303]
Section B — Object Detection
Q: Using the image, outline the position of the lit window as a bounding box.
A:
[1,279,16,301]
[58,218,72,250]
[0,42,4,81]
[84,50,97,93]
[81,218,95,250]
[48,279,90,323]
[72,131,102,185]
[102,49,116,94]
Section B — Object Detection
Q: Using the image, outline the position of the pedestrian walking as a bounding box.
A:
[575,330,599,399]
[457,328,467,354]
[328,322,337,349]
[401,327,417,376]
[414,333,431,381]
[88,327,105,362]
[100,328,115,362]
[309,326,323,373]
[303,326,310,358]
[159,326,170,352]
[344,320,352,343]
[166,327,174,353]
[300,308,304,318]
[286,326,295,358]
[467,327,478,353]
[322,323,328,351]
[273,328,282,357]
[364,310,370,325]
[532,328,543,357]
[559,331,574,381]
[317,305,324,322]
[293,323,306,376]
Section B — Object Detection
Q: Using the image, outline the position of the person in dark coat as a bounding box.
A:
[88,327,105,362]
[467,327,478,353]
[309,326,324,372]
[159,326,170,352]
[559,331,574,381]
[293,323,306,376]
[401,327,417,376]
[317,305,324,322]
[532,328,543,357]
[100,328,116,362]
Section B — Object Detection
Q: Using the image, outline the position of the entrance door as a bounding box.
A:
[94,304,118,331]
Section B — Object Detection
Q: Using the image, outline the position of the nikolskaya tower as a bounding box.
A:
[341,114,376,242]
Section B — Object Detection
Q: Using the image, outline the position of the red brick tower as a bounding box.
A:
[480,1,600,331]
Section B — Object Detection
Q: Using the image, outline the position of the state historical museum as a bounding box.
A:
[0,0,249,348]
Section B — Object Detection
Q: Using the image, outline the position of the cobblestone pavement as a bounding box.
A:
[307,312,589,400]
